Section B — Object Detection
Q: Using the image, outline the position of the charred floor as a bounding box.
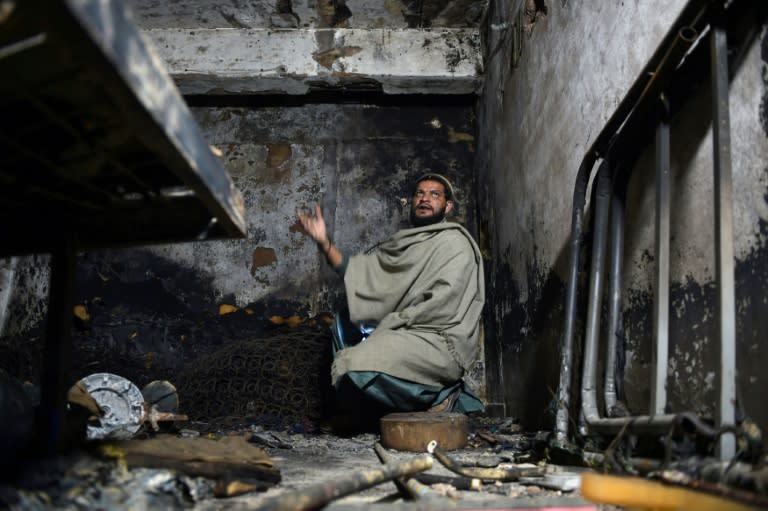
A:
[0,297,765,510]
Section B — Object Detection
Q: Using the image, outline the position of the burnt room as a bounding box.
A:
[1,0,767,509]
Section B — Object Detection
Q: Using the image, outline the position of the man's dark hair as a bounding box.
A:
[414,173,455,201]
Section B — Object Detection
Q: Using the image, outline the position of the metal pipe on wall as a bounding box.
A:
[579,101,685,434]
[581,114,685,435]
[639,26,701,103]
[651,99,671,416]
[554,152,597,443]
[577,160,679,434]
[709,16,737,462]
[554,9,704,443]
[604,173,626,414]
[558,0,767,443]
[580,160,612,426]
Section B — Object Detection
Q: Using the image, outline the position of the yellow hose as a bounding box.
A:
[580,473,759,511]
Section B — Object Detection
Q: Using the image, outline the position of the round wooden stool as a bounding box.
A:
[380,412,469,452]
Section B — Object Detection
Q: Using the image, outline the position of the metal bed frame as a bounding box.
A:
[0,0,247,452]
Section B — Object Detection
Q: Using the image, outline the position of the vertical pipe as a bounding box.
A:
[38,241,77,454]
[555,153,597,443]
[604,177,625,414]
[581,160,611,424]
[652,99,671,416]
[710,19,737,461]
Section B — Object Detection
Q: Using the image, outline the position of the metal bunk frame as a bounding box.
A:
[0,0,247,452]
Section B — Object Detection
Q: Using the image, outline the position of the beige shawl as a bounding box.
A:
[332,221,485,386]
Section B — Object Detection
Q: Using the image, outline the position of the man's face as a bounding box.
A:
[410,179,454,227]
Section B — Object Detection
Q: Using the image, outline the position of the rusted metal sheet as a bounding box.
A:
[380,412,469,452]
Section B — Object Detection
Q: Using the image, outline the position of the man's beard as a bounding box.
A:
[410,205,447,227]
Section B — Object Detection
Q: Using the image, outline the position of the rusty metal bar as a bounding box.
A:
[555,153,597,443]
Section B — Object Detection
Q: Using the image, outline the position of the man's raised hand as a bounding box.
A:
[297,205,328,245]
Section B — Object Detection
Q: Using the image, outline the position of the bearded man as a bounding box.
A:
[297,173,485,423]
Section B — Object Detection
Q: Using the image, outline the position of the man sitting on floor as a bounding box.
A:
[297,173,485,424]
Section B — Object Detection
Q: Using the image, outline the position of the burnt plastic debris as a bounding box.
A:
[142,380,180,414]
[78,372,145,440]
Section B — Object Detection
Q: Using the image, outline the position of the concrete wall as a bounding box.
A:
[153,102,479,313]
[0,100,481,388]
[477,0,768,433]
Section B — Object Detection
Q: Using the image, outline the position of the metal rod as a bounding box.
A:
[604,176,626,413]
[555,153,597,443]
[710,17,737,462]
[652,98,671,415]
[427,441,543,481]
[581,160,612,425]
[586,414,678,434]
[638,27,700,102]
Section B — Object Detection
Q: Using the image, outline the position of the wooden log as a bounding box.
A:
[258,454,433,511]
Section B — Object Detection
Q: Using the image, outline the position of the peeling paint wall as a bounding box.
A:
[477,0,768,434]
[175,103,478,313]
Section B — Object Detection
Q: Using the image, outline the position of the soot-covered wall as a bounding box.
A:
[0,101,482,398]
[477,0,768,435]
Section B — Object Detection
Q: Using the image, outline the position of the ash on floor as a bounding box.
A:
[0,418,602,511]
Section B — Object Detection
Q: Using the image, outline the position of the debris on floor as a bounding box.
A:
[106,434,281,491]
[1,332,766,511]
[0,415,596,510]
[3,412,768,510]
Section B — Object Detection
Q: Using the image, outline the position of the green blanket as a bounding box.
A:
[331,221,485,387]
